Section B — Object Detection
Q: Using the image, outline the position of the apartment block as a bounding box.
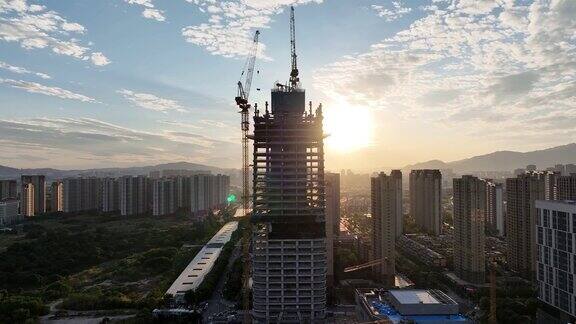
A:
[0,180,17,200]
[371,170,402,286]
[50,181,63,212]
[409,169,442,235]
[21,175,45,215]
[119,176,149,216]
[153,178,176,216]
[453,176,486,284]
[506,172,552,279]
[535,200,576,317]
[102,178,120,213]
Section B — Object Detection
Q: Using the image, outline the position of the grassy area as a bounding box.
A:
[0,209,234,323]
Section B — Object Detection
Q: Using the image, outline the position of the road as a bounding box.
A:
[203,240,242,322]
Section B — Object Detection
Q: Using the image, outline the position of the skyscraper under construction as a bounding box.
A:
[251,7,327,322]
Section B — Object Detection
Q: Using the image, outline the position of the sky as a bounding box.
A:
[0,0,575,172]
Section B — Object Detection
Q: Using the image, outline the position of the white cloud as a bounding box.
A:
[315,0,576,147]
[124,0,165,22]
[372,1,412,22]
[90,52,110,66]
[0,117,239,168]
[0,78,96,102]
[118,89,188,113]
[0,60,50,78]
[182,0,322,58]
[0,0,109,66]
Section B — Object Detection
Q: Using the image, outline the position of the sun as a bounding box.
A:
[323,102,373,152]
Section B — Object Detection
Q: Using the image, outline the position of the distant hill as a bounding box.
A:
[403,143,576,173]
[0,162,239,182]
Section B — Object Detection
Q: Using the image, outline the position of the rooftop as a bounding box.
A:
[390,290,441,305]
[356,288,471,323]
[166,221,238,300]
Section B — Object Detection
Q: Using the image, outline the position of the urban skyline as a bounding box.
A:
[1,0,576,323]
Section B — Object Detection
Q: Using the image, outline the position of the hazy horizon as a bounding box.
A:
[1,0,575,171]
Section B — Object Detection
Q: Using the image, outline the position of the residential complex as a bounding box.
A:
[453,176,486,284]
[535,200,576,317]
[0,198,21,227]
[0,180,17,200]
[371,170,402,286]
[557,174,576,201]
[102,178,120,213]
[21,175,46,215]
[153,178,177,216]
[21,182,35,217]
[50,181,63,212]
[506,172,552,279]
[409,169,442,235]
[484,180,504,236]
[63,177,101,213]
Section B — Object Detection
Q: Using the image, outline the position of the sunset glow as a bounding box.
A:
[324,103,373,152]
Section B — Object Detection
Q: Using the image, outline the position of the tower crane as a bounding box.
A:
[289,6,299,89]
[235,29,259,324]
[236,30,260,219]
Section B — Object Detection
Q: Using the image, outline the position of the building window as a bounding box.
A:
[558,212,568,232]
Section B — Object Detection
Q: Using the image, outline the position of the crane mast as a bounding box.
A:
[235,30,260,219]
[235,29,259,324]
[289,6,299,89]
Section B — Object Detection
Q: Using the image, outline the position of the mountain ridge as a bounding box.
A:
[403,143,576,172]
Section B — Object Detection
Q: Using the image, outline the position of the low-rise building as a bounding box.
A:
[355,288,471,323]
[397,235,447,268]
[166,221,238,303]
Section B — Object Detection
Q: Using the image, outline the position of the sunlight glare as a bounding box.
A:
[323,103,373,152]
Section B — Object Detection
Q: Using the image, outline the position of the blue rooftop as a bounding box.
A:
[371,300,470,323]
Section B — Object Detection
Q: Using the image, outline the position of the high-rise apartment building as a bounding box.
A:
[251,28,327,320]
[153,178,176,216]
[453,176,486,284]
[484,180,504,236]
[409,170,442,235]
[102,178,120,213]
[50,181,63,212]
[188,174,230,216]
[0,198,21,227]
[557,174,576,201]
[21,175,45,215]
[0,180,17,200]
[506,172,551,279]
[119,176,149,216]
[63,178,101,213]
[325,172,340,289]
[21,182,35,217]
[371,170,402,286]
[566,164,576,175]
[535,200,576,317]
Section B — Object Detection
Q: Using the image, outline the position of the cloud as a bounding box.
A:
[0,60,50,79]
[124,0,165,22]
[90,52,110,66]
[314,0,576,147]
[0,78,96,102]
[0,117,239,168]
[372,1,412,22]
[118,89,188,113]
[182,0,322,58]
[0,0,110,65]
